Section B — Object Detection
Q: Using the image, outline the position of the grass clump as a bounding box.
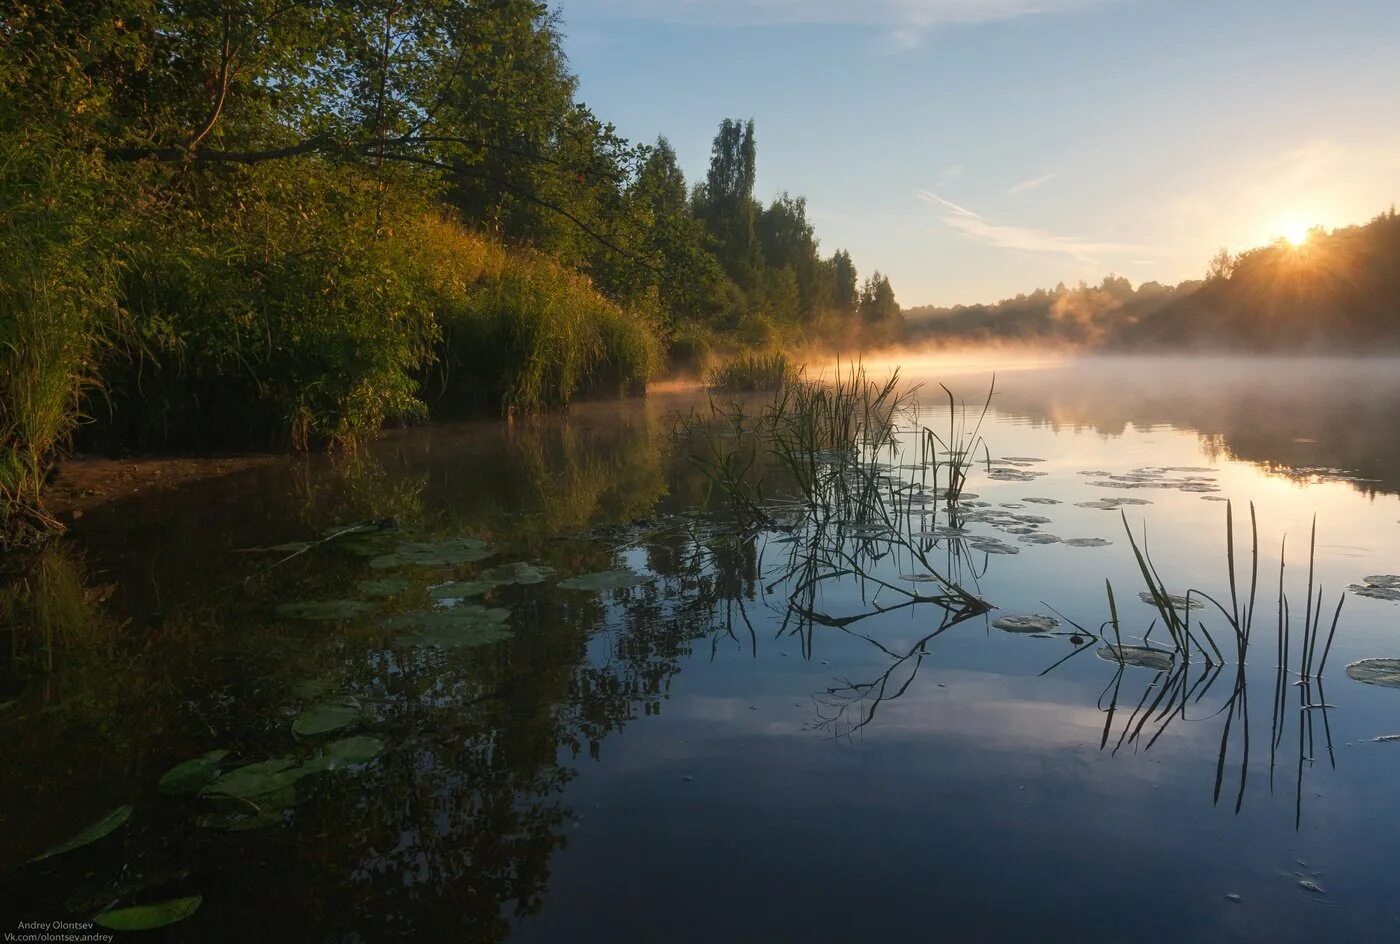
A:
[705,352,795,393]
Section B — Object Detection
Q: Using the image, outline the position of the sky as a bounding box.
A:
[554,0,1400,307]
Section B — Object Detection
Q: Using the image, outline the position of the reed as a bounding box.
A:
[704,352,795,393]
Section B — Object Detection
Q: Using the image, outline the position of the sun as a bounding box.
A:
[1282,223,1310,247]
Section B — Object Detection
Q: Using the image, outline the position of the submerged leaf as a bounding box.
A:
[557,569,651,592]
[1345,658,1400,688]
[1097,645,1176,671]
[95,896,202,931]
[157,750,230,795]
[32,805,133,861]
[198,786,296,831]
[993,615,1060,633]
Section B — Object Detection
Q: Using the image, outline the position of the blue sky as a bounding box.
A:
[555,0,1400,306]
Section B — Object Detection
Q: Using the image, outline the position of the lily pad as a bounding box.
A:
[558,568,651,592]
[95,896,203,931]
[276,599,374,621]
[1063,537,1113,547]
[1017,533,1062,545]
[1097,645,1176,671]
[291,678,337,700]
[1349,576,1400,601]
[993,615,1060,633]
[1345,658,1400,688]
[32,805,133,861]
[292,701,360,737]
[1022,497,1061,505]
[369,537,495,570]
[157,750,230,795]
[428,579,496,601]
[968,539,1019,555]
[305,735,385,772]
[356,577,411,598]
[480,561,556,585]
[201,758,309,799]
[1138,591,1204,610]
[391,606,513,649]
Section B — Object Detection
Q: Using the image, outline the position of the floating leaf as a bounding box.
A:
[1138,591,1204,610]
[1097,645,1176,671]
[968,539,1019,555]
[291,678,336,700]
[95,896,202,931]
[32,805,132,861]
[428,579,495,601]
[305,736,385,772]
[993,615,1060,633]
[480,561,556,585]
[390,606,512,649]
[369,537,495,570]
[356,577,411,598]
[1063,537,1112,548]
[276,599,374,621]
[157,750,230,795]
[1345,658,1400,688]
[1017,533,1061,545]
[292,702,360,737]
[557,569,651,592]
[1349,576,1400,602]
[201,759,308,799]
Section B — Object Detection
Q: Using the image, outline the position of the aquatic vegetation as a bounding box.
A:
[306,736,386,771]
[1096,645,1175,670]
[292,700,361,737]
[1348,575,1400,602]
[276,600,376,621]
[389,605,513,649]
[368,537,495,570]
[558,569,652,592]
[705,352,795,392]
[95,896,203,932]
[993,615,1060,633]
[428,579,496,601]
[201,759,308,800]
[480,561,557,585]
[1345,659,1400,687]
[157,750,230,796]
[31,805,132,861]
[1063,537,1113,547]
[356,578,412,598]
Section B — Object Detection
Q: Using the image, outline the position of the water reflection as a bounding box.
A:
[2,364,1399,941]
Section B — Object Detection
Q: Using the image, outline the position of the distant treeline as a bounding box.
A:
[905,208,1400,350]
[0,3,897,540]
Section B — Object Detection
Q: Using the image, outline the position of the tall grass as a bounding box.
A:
[0,131,117,539]
[705,352,794,393]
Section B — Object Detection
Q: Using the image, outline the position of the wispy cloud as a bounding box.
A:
[1006,172,1056,195]
[584,1,1114,44]
[917,190,1150,264]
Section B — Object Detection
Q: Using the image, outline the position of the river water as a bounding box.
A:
[3,355,1398,941]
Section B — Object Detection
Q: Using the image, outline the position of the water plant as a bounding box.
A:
[704,352,795,392]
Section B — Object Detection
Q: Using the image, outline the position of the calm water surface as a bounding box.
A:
[3,356,1399,942]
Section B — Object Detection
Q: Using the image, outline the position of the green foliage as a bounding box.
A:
[0,128,119,532]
